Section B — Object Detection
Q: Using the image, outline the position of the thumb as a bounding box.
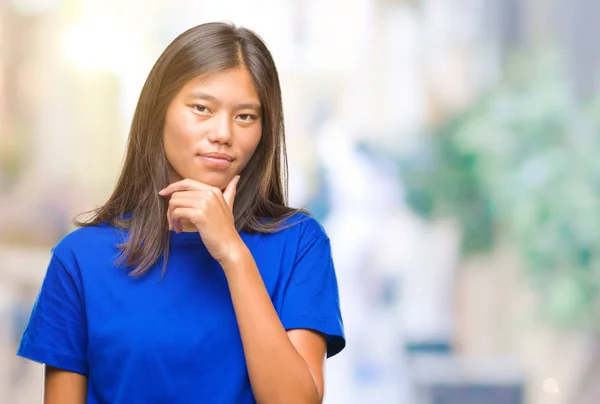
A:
[223,175,240,209]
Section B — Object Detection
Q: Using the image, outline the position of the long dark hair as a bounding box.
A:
[77,22,303,276]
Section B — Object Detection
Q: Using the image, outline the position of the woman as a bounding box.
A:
[17,22,345,404]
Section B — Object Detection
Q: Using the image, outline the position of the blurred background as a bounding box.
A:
[1,0,599,403]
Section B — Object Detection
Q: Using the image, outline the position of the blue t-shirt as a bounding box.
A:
[17,213,345,403]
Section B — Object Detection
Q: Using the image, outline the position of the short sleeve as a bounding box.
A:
[17,253,89,375]
[280,234,346,358]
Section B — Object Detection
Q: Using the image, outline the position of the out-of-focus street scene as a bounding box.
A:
[1,0,599,403]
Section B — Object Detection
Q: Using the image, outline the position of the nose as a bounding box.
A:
[207,113,233,145]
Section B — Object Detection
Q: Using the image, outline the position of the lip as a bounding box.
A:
[199,152,234,161]
[197,152,234,167]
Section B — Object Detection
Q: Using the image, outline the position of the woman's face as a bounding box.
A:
[163,67,262,189]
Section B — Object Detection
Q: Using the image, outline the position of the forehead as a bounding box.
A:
[181,68,260,101]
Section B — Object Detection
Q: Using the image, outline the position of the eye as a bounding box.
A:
[192,105,211,114]
[237,114,258,122]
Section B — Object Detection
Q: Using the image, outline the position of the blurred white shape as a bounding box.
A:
[401,219,461,343]
[316,119,401,210]
[302,0,374,74]
[543,378,560,394]
[316,117,407,404]
[160,0,295,71]
[339,4,425,143]
[11,0,60,13]
[286,159,309,208]
[375,5,424,137]
[61,16,134,72]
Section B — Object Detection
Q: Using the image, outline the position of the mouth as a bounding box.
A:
[197,152,235,168]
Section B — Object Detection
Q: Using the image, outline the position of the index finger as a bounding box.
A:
[222,175,240,209]
[158,178,213,196]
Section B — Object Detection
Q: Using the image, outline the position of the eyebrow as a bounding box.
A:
[190,91,261,111]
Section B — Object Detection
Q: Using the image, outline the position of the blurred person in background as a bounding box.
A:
[16,22,345,404]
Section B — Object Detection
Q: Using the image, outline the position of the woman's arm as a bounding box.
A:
[159,178,333,403]
[222,246,326,404]
[44,366,87,404]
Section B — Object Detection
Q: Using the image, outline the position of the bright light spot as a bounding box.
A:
[61,17,132,71]
[543,378,560,394]
[12,0,59,14]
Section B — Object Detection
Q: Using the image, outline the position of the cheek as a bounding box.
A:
[238,127,263,164]
[163,112,196,162]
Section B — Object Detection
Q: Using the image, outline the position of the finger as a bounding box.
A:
[169,206,183,233]
[168,190,207,202]
[173,217,182,233]
[168,192,210,210]
[169,195,210,232]
[159,179,212,196]
[171,207,201,230]
[167,204,178,232]
[170,204,187,233]
[166,191,205,232]
[223,175,240,209]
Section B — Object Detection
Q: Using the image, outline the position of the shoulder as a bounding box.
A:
[265,212,332,261]
[52,223,124,264]
[276,212,329,243]
[249,212,330,257]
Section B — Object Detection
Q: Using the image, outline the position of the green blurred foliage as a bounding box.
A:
[402,52,600,329]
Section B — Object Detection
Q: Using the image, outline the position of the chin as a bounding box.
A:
[186,172,230,189]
